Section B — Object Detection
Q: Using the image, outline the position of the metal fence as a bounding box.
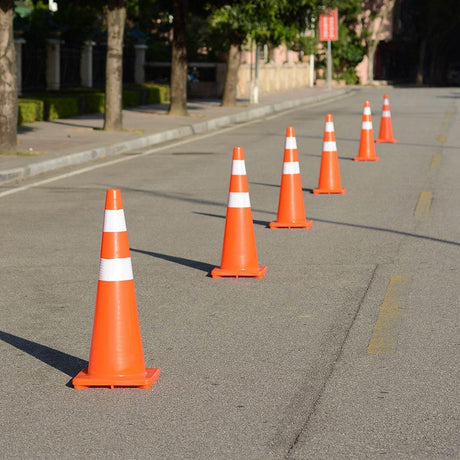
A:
[60,46,81,88]
[22,43,46,92]
[21,43,136,92]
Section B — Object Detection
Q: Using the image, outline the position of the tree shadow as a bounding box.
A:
[192,211,270,227]
[250,182,316,194]
[435,93,460,99]
[130,248,214,273]
[119,186,276,215]
[17,125,37,134]
[0,330,87,387]
[250,182,279,189]
[311,216,460,246]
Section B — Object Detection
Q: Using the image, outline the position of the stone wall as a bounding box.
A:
[235,62,311,99]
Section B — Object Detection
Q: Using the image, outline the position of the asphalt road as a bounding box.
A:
[1,87,459,459]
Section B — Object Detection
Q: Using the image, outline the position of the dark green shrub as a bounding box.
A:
[77,92,105,114]
[122,90,140,108]
[44,97,79,120]
[147,84,169,104]
[18,83,169,124]
[124,83,170,105]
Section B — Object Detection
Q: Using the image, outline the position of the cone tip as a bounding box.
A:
[364,100,371,107]
[232,146,245,160]
[105,189,123,210]
[286,126,296,137]
[384,93,389,98]
[325,113,333,122]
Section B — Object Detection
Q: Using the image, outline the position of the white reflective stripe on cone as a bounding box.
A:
[382,110,391,117]
[362,121,373,130]
[283,162,300,175]
[384,99,390,104]
[285,137,297,150]
[228,192,251,208]
[325,122,334,132]
[364,107,371,115]
[103,209,127,232]
[231,160,247,176]
[99,257,134,281]
[323,141,337,152]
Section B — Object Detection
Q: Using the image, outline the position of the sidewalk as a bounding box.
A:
[0,87,353,185]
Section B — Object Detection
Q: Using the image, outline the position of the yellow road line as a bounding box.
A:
[368,276,412,354]
[414,191,433,217]
[438,134,446,143]
[430,153,442,168]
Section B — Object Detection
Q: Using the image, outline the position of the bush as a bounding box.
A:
[125,83,170,105]
[18,83,170,124]
[122,90,140,108]
[18,99,45,124]
[18,102,37,124]
[77,92,105,114]
[44,97,80,121]
[146,84,169,104]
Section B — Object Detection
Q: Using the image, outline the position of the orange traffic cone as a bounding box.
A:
[73,189,160,389]
[354,101,379,162]
[211,147,267,279]
[269,127,313,228]
[376,94,396,143]
[313,114,346,194]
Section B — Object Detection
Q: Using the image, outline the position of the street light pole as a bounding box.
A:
[327,39,332,90]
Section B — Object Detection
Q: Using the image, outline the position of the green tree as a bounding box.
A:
[312,0,364,84]
[0,0,17,153]
[209,0,294,107]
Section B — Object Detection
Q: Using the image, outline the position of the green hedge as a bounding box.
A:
[18,99,44,123]
[18,83,169,124]
[77,92,106,114]
[122,90,140,108]
[45,97,80,121]
[126,83,170,105]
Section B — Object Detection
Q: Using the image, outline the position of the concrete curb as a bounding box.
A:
[1,88,354,185]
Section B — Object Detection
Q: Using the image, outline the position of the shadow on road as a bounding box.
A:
[0,330,87,380]
[311,216,460,246]
[192,211,270,227]
[119,186,277,215]
[130,247,214,272]
[250,182,316,194]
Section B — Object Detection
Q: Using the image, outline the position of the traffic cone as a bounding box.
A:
[354,101,379,161]
[73,189,160,389]
[313,114,346,194]
[269,127,313,228]
[211,147,267,279]
[376,94,396,143]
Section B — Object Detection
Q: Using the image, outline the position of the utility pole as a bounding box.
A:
[250,41,259,104]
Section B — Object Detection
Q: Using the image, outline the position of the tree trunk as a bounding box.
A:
[104,1,126,131]
[0,1,17,154]
[363,0,396,85]
[367,41,378,84]
[169,0,188,116]
[221,43,241,107]
[416,39,426,85]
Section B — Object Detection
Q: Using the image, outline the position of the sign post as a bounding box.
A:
[319,8,338,90]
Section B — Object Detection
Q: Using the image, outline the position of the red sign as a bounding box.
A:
[319,8,338,41]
